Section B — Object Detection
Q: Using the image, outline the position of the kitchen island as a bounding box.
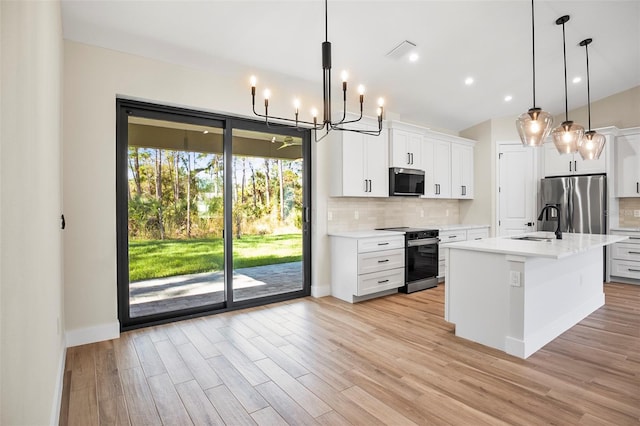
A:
[444,232,627,359]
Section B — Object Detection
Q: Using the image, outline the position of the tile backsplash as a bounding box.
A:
[619,198,640,228]
[327,197,460,233]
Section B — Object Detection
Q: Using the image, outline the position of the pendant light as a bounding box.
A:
[516,0,553,147]
[577,38,606,160]
[551,15,584,154]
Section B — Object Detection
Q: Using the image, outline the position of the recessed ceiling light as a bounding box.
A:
[408,53,419,63]
[572,76,582,84]
[504,95,513,102]
[464,77,474,86]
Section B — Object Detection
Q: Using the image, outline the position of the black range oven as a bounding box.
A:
[376,227,440,293]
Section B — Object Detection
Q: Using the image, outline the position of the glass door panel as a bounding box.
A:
[231,129,304,302]
[126,115,225,318]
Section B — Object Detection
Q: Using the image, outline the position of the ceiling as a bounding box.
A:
[61,1,640,133]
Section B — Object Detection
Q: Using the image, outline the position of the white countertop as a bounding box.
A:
[445,232,627,259]
[328,230,405,238]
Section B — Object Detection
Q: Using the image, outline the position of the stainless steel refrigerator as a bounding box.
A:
[538,174,607,234]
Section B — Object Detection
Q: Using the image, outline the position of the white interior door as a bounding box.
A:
[498,144,536,236]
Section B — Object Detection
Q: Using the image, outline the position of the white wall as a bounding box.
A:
[1,1,66,424]
[63,40,327,339]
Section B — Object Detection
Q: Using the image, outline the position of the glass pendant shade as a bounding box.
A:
[516,108,554,146]
[578,130,606,160]
[551,120,585,154]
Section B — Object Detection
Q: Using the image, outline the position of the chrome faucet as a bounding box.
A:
[538,204,562,240]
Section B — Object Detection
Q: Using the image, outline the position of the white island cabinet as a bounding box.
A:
[444,232,626,359]
[330,231,405,303]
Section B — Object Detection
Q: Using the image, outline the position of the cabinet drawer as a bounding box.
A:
[439,230,467,243]
[612,243,640,261]
[610,259,640,280]
[466,228,489,240]
[610,230,640,244]
[358,249,405,275]
[357,268,404,296]
[358,236,404,253]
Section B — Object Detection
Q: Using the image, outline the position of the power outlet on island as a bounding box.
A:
[509,271,521,287]
[634,210,640,218]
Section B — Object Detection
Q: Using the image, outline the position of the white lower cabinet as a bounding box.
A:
[438,226,489,281]
[610,230,640,282]
[331,233,405,302]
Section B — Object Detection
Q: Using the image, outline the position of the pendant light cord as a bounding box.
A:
[325,0,328,42]
[585,43,592,131]
[531,0,536,108]
[561,21,568,121]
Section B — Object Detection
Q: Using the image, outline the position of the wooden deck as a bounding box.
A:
[60,282,640,425]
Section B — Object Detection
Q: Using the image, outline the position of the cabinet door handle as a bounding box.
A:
[629,237,640,240]
[448,235,456,239]
[377,242,389,246]
[377,279,390,284]
[462,185,466,196]
[435,183,440,195]
[628,251,640,254]
[637,182,639,193]
[569,161,572,172]
[411,153,414,164]
[574,160,577,172]
[628,269,640,273]
[407,152,411,165]
[377,259,390,263]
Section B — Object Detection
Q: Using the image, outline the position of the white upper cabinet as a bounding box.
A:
[423,138,451,198]
[616,129,640,197]
[389,127,423,170]
[544,142,606,177]
[330,127,389,197]
[451,142,474,199]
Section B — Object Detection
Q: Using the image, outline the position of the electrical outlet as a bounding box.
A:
[354,210,359,220]
[327,211,333,221]
[509,271,521,287]
[634,210,640,218]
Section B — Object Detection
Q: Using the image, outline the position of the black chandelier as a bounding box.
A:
[250,0,384,142]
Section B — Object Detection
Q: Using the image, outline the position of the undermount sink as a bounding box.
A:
[511,236,553,242]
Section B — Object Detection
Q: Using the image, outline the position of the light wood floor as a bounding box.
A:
[59,282,640,425]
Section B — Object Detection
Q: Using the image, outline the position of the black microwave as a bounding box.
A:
[389,168,425,196]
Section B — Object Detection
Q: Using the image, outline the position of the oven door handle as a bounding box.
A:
[407,237,440,247]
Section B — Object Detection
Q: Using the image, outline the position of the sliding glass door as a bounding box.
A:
[231,128,305,302]
[116,101,310,329]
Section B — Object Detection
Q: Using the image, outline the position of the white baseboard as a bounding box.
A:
[311,284,331,298]
[50,343,67,426]
[65,321,120,348]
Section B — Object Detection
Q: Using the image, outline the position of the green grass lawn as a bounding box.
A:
[128,233,302,282]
